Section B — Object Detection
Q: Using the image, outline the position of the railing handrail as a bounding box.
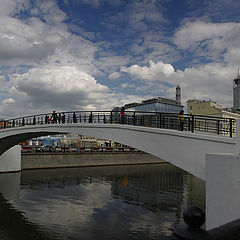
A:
[2,110,235,122]
[0,110,236,138]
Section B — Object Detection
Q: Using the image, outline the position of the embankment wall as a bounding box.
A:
[21,152,165,170]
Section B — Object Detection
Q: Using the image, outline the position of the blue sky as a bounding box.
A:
[0,0,240,117]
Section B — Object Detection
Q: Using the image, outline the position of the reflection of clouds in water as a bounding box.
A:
[11,182,112,237]
[4,164,198,239]
[129,212,175,237]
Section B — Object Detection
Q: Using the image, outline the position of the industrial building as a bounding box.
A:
[123,85,183,113]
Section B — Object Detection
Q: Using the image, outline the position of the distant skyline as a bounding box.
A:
[0,0,240,117]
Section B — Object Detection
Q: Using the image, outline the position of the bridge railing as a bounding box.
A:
[1,111,236,138]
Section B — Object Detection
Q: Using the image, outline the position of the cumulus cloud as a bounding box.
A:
[0,65,115,117]
[173,21,240,65]
[173,21,239,49]
[161,63,236,107]
[118,59,235,108]
[0,1,68,65]
[0,0,238,118]
[120,60,174,81]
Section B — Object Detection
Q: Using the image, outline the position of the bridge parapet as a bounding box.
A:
[1,110,236,138]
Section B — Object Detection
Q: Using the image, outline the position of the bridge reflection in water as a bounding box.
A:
[0,163,205,240]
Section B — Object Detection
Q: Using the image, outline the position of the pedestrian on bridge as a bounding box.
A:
[51,111,58,124]
[120,107,126,124]
[178,110,184,131]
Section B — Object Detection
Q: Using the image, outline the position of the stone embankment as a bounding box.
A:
[21,152,165,170]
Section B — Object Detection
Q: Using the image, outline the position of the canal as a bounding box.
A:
[0,159,205,240]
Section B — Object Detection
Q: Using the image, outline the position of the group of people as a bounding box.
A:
[46,111,66,124]
[45,109,185,130]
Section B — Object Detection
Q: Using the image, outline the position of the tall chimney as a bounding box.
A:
[233,69,240,111]
[176,85,181,105]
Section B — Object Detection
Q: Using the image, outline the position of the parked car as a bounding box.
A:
[35,145,56,152]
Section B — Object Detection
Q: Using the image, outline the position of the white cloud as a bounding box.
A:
[0,3,67,65]
[108,72,120,80]
[30,1,67,25]
[2,98,15,104]
[0,65,116,117]
[121,60,174,81]
[0,1,238,118]
[173,21,240,65]
[120,83,135,89]
[163,63,236,107]
[118,59,236,108]
[173,21,239,49]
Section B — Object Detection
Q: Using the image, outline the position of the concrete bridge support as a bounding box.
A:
[0,145,21,173]
[205,120,240,230]
[206,153,240,230]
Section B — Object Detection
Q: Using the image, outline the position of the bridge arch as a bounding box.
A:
[0,123,236,180]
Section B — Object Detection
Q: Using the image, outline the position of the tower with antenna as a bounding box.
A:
[233,68,240,111]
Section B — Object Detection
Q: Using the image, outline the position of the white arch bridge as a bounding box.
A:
[0,110,239,229]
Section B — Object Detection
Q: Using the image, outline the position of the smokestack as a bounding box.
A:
[176,85,181,105]
[233,68,240,111]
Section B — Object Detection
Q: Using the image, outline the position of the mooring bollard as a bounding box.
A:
[171,206,212,240]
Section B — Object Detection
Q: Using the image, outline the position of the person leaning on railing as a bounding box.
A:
[178,110,184,131]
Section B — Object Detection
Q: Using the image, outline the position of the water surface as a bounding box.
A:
[0,163,205,240]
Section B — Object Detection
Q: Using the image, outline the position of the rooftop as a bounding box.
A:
[124,96,182,109]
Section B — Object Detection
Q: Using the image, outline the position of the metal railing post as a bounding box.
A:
[191,115,194,133]
[133,112,136,125]
[217,120,220,135]
[188,117,191,131]
[230,119,233,138]
[159,113,162,128]
[45,114,48,124]
[89,112,93,123]
[140,115,143,126]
